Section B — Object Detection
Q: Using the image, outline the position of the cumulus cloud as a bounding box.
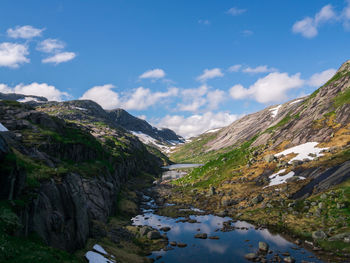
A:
[80,85,178,110]
[226,7,246,16]
[242,65,278,74]
[197,68,224,82]
[139,69,166,79]
[228,64,242,72]
[37,39,65,53]
[80,84,120,110]
[7,25,44,39]
[42,52,76,64]
[157,112,239,138]
[0,82,69,101]
[177,85,226,112]
[229,72,304,103]
[292,4,337,38]
[307,68,337,87]
[0,42,29,68]
[342,0,350,30]
[121,86,178,110]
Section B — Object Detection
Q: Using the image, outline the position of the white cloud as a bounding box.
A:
[80,85,178,110]
[121,86,178,110]
[139,69,165,79]
[229,72,304,103]
[197,68,224,82]
[0,82,69,101]
[42,52,76,64]
[137,115,147,120]
[228,64,242,72]
[80,84,120,110]
[206,89,226,110]
[7,25,44,39]
[343,0,350,30]
[0,42,29,68]
[157,112,239,138]
[292,4,337,38]
[198,19,210,25]
[37,39,65,53]
[307,68,337,87]
[242,65,277,74]
[226,7,246,16]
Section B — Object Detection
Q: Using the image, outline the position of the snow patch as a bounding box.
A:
[0,122,8,132]
[274,142,328,163]
[289,99,303,105]
[205,128,221,133]
[85,251,115,263]
[17,97,44,103]
[93,244,108,255]
[72,106,88,111]
[269,105,281,118]
[266,170,294,187]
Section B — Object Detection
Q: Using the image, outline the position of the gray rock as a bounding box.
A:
[312,230,327,240]
[244,253,257,261]
[194,233,207,239]
[252,194,264,204]
[140,226,152,236]
[147,230,161,240]
[258,241,269,251]
[264,154,275,163]
[283,256,295,263]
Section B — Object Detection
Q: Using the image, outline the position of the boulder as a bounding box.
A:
[147,230,161,240]
[194,233,207,239]
[283,256,295,263]
[252,195,264,204]
[312,230,327,240]
[258,241,269,252]
[244,253,257,261]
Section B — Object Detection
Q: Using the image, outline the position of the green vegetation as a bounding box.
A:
[175,136,258,188]
[334,87,350,108]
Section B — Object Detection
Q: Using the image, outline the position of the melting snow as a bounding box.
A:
[72,106,88,111]
[274,142,328,163]
[0,122,8,132]
[85,251,115,263]
[93,244,108,255]
[264,169,294,187]
[269,105,281,118]
[17,97,44,103]
[205,128,221,133]
[289,99,303,105]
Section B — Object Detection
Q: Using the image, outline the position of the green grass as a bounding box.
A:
[333,87,350,108]
[175,136,258,188]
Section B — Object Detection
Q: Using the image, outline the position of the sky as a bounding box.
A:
[0,0,349,138]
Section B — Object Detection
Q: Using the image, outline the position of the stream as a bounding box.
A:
[131,164,326,263]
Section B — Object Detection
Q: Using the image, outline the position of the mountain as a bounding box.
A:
[165,60,350,257]
[109,108,184,150]
[0,98,169,261]
[171,59,350,202]
[0,92,47,105]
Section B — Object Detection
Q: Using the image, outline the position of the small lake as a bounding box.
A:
[161,163,203,181]
[132,196,325,263]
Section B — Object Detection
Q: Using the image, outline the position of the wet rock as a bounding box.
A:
[147,230,161,240]
[312,230,327,240]
[140,226,152,236]
[259,241,269,252]
[194,233,207,239]
[283,256,295,263]
[160,226,171,232]
[209,236,220,240]
[169,241,177,246]
[244,253,257,261]
[177,242,187,248]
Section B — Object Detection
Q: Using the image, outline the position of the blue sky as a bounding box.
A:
[0,0,349,137]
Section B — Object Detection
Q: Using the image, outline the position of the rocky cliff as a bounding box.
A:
[0,100,164,253]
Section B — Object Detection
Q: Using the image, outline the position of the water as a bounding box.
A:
[162,163,203,181]
[131,197,325,263]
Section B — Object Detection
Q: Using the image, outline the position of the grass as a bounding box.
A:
[334,87,350,108]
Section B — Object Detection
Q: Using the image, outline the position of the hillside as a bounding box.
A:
[0,99,167,262]
[164,60,350,257]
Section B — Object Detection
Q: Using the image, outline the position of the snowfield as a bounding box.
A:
[264,169,305,188]
[269,105,282,118]
[85,244,115,263]
[289,99,303,105]
[17,97,44,103]
[274,142,328,163]
[205,128,221,133]
[0,122,8,132]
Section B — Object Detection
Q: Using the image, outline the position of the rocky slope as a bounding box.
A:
[167,60,350,257]
[0,99,166,261]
